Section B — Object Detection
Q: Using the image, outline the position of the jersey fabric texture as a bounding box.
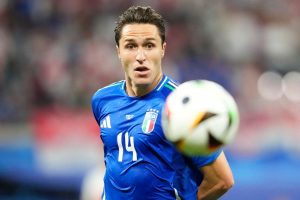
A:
[91,75,221,200]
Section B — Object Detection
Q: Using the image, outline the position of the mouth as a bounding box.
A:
[134,66,149,72]
[134,66,150,77]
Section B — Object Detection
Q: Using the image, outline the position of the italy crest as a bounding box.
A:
[142,109,159,133]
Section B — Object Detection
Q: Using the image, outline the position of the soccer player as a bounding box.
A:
[91,6,234,200]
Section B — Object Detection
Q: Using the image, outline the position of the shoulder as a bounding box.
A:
[92,80,124,101]
[158,76,180,97]
[91,80,124,109]
[91,80,125,124]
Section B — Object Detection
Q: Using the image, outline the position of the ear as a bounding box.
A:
[162,42,166,58]
[116,45,121,59]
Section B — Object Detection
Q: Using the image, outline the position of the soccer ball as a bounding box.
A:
[161,80,239,156]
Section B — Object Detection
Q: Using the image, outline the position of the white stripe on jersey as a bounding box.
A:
[156,76,168,91]
[174,188,181,200]
[101,119,106,128]
[167,80,178,88]
[106,115,111,128]
[100,115,111,128]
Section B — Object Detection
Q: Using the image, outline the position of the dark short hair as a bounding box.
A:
[114,6,166,46]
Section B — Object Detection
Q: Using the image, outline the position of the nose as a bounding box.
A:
[136,49,146,62]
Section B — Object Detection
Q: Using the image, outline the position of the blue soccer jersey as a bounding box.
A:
[91,75,221,200]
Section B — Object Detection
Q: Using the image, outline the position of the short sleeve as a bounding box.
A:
[91,90,102,125]
[190,149,222,168]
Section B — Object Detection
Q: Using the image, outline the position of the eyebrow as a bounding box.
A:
[124,38,156,42]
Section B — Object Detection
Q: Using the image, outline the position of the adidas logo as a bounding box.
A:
[100,115,111,128]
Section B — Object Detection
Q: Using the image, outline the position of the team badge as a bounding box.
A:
[142,109,159,133]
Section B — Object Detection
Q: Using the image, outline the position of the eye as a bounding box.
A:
[125,44,136,49]
[145,43,154,49]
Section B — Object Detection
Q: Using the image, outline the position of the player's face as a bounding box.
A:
[117,23,166,96]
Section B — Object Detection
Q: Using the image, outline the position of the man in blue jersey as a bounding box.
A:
[91,6,234,200]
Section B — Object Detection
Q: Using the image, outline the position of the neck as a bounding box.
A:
[126,75,163,97]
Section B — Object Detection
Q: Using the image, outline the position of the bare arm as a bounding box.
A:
[197,151,234,200]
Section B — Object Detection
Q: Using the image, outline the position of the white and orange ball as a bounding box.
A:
[162,80,239,156]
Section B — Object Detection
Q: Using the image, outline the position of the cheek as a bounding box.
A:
[152,53,163,65]
[120,55,132,72]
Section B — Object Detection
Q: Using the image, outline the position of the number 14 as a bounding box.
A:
[117,132,137,162]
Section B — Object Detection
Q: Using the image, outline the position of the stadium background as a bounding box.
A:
[0,0,300,199]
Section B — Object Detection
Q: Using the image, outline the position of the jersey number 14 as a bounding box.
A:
[117,132,137,162]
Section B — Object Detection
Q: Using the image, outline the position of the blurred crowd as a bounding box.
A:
[0,0,300,121]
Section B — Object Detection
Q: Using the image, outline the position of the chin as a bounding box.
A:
[135,81,152,87]
[133,76,152,85]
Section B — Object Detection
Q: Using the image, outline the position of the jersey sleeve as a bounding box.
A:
[91,90,102,125]
[190,149,222,168]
